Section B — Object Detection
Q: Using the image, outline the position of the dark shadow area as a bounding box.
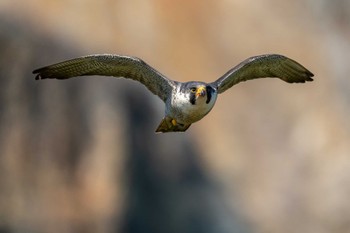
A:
[119,90,248,233]
[0,17,249,233]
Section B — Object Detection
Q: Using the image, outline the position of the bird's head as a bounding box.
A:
[182,82,215,105]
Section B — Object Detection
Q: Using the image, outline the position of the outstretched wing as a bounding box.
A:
[211,54,314,94]
[33,54,176,102]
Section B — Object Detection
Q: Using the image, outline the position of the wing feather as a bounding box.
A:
[33,54,175,102]
[211,54,314,94]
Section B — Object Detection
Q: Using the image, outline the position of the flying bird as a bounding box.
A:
[33,54,314,133]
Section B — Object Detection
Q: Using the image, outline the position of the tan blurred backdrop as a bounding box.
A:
[0,0,350,233]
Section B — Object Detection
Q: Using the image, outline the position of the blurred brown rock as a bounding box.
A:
[0,1,350,233]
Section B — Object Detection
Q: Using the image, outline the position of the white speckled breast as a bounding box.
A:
[166,89,217,124]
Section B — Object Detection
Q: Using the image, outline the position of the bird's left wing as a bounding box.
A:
[211,54,314,94]
[33,54,176,102]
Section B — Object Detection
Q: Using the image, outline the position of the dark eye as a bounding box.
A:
[190,88,196,93]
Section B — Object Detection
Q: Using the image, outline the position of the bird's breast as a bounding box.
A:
[168,92,217,124]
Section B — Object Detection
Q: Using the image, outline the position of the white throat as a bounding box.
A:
[168,88,217,123]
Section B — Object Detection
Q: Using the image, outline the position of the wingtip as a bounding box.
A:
[309,71,315,78]
[32,67,40,74]
[33,70,42,80]
[32,68,42,80]
[305,70,314,82]
[302,75,314,83]
[34,74,41,80]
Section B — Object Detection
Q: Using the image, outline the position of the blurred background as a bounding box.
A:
[0,0,350,233]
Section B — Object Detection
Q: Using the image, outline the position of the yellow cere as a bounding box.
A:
[196,86,205,96]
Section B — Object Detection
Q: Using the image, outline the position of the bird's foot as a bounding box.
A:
[155,117,191,133]
[171,119,177,126]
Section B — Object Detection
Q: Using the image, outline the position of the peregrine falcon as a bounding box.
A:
[33,54,314,133]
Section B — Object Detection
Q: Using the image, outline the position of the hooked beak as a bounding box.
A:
[196,86,206,97]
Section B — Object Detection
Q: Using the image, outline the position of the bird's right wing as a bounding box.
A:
[33,54,176,102]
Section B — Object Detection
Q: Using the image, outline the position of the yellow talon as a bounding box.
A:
[171,119,177,126]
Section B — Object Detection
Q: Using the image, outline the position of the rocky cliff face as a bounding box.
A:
[0,1,350,233]
[0,18,247,233]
